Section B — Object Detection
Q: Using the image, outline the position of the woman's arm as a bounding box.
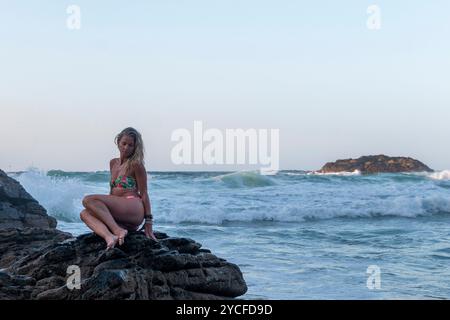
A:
[134,163,157,241]
[109,159,115,195]
[134,163,152,217]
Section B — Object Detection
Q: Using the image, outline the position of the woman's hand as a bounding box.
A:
[144,222,158,241]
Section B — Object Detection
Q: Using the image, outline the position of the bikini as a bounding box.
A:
[110,175,140,199]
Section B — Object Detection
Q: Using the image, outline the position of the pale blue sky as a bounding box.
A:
[1,1,449,172]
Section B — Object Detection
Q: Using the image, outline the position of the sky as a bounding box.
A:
[1,0,449,172]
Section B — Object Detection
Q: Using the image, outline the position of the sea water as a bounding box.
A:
[8,169,450,299]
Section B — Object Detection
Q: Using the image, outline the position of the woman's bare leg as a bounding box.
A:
[80,209,118,249]
[82,196,128,241]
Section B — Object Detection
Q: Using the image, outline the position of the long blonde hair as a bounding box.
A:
[114,127,145,174]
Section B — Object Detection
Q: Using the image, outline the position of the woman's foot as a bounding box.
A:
[106,235,119,250]
[116,229,128,246]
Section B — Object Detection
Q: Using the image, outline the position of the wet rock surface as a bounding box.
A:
[2,231,247,300]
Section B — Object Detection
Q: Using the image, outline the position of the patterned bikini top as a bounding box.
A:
[110,175,137,189]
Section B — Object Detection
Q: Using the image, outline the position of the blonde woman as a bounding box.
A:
[80,127,157,249]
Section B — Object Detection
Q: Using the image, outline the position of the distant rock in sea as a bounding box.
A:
[0,169,248,300]
[318,155,433,174]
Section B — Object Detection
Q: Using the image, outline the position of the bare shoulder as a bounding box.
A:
[109,158,119,170]
[132,161,146,173]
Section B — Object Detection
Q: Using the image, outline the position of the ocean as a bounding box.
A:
[8,168,450,299]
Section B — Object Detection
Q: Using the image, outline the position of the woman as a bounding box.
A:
[80,127,157,250]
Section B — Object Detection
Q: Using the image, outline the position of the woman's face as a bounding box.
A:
[118,135,135,158]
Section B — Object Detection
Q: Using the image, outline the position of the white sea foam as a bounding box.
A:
[211,170,276,188]
[405,170,450,181]
[427,170,450,180]
[11,168,106,222]
[156,195,450,224]
[308,170,362,176]
[283,172,308,176]
[8,168,450,225]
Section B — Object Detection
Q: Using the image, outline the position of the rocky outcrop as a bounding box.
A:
[2,231,247,300]
[0,169,248,300]
[318,155,433,174]
[0,228,72,269]
[0,169,57,229]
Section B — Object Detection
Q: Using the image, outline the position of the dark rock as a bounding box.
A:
[2,231,247,300]
[0,169,57,229]
[0,228,72,269]
[159,237,202,254]
[0,271,35,299]
[318,155,433,174]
